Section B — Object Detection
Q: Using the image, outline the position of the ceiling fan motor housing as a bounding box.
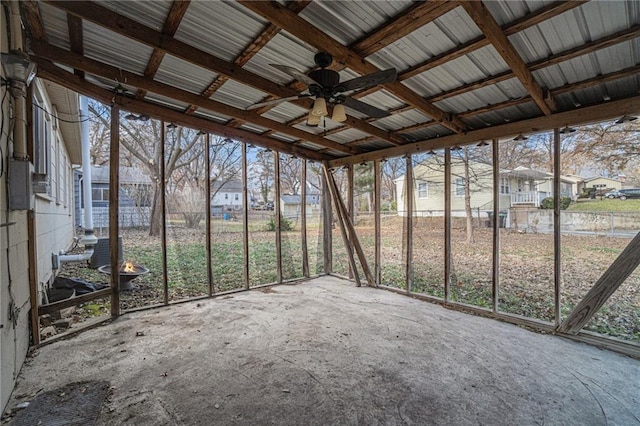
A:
[308,69,341,92]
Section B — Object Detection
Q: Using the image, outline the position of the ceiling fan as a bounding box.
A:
[247,52,396,124]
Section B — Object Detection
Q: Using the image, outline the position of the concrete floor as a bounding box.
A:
[6,276,640,425]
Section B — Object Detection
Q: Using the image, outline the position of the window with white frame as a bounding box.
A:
[234,193,239,201]
[500,177,511,194]
[91,188,110,201]
[33,97,52,195]
[417,182,428,198]
[455,177,465,197]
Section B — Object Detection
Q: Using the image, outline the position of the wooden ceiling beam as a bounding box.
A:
[461,1,554,115]
[20,1,48,41]
[45,1,402,147]
[238,1,467,133]
[400,1,587,81]
[351,1,460,57]
[137,0,191,100]
[329,95,640,167]
[36,60,332,162]
[396,65,640,135]
[30,41,361,155]
[425,25,640,104]
[67,14,84,77]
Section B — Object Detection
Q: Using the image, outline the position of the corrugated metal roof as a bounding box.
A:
[173,1,268,62]
[154,55,217,95]
[28,0,640,161]
[83,20,155,75]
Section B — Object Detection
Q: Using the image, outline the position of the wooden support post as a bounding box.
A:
[322,175,332,274]
[558,231,640,334]
[444,148,452,302]
[374,159,381,287]
[553,128,561,326]
[323,164,361,286]
[324,162,376,286]
[242,143,250,289]
[347,164,354,279]
[26,86,40,344]
[492,139,499,313]
[205,133,213,296]
[161,121,168,305]
[109,105,120,317]
[274,151,282,283]
[301,159,310,278]
[404,155,414,293]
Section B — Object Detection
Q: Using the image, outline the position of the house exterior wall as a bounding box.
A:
[212,191,242,209]
[1,6,30,410]
[584,177,622,191]
[31,79,76,294]
[397,158,494,215]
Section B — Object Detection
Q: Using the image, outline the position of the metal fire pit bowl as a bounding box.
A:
[98,262,149,291]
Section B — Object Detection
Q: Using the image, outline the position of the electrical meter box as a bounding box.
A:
[8,158,34,210]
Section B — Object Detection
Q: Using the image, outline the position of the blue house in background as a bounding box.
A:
[75,165,153,230]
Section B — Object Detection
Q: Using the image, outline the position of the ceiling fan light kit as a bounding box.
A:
[249,52,397,124]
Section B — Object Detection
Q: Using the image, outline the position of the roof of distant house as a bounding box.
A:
[91,165,152,184]
[212,180,243,192]
[584,176,621,183]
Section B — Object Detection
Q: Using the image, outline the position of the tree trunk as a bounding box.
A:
[464,148,474,243]
[149,182,162,236]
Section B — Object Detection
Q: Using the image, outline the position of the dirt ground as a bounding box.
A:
[5,277,640,425]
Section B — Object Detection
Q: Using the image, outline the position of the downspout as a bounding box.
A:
[9,1,27,159]
[54,96,97,266]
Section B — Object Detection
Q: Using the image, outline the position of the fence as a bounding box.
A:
[85,206,151,231]
[518,209,640,237]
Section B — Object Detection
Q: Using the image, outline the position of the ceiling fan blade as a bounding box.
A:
[338,68,397,93]
[247,94,311,110]
[342,96,391,118]
[270,64,320,87]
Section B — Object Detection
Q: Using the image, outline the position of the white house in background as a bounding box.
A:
[211,180,243,214]
[395,157,576,217]
[280,194,322,219]
[1,24,82,411]
[582,176,622,192]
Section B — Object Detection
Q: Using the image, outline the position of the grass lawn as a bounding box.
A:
[57,216,639,344]
[568,198,640,212]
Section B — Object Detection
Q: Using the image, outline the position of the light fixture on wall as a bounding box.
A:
[166,122,178,129]
[513,133,528,141]
[1,50,37,95]
[616,114,638,124]
[196,130,206,136]
[427,149,436,155]
[476,140,489,147]
[451,145,462,151]
[559,125,576,134]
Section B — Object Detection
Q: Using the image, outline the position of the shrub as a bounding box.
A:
[265,216,294,231]
[540,196,571,210]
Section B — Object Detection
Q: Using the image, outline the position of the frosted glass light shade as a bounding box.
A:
[312,97,328,116]
[331,104,347,122]
[307,112,321,125]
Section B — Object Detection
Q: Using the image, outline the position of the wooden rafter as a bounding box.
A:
[20,0,47,41]
[30,41,360,155]
[328,95,640,167]
[137,0,191,100]
[67,14,84,77]
[184,0,310,114]
[461,1,555,115]
[44,0,403,148]
[36,60,331,161]
[400,1,587,81]
[238,1,467,133]
[351,1,459,57]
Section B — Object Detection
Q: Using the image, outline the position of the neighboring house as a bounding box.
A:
[1,40,82,411]
[280,194,321,219]
[395,157,576,217]
[75,165,153,229]
[582,176,622,192]
[212,180,243,215]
